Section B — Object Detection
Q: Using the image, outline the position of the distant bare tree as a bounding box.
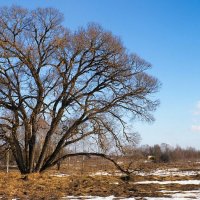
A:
[0,6,160,174]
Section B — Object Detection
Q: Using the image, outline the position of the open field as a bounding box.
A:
[1,158,200,199]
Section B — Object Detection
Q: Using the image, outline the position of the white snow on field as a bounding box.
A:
[171,190,200,198]
[135,180,200,185]
[63,193,200,200]
[90,171,111,176]
[62,196,136,199]
[90,168,200,177]
[135,168,199,177]
[145,190,200,199]
[90,171,123,176]
[51,168,200,178]
[160,190,200,198]
[144,198,200,200]
[59,168,200,199]
[51,173,70,177]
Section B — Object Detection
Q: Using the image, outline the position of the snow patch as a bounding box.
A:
[62,196,136,199]
[161,189,200,198]
[90,171,112,176]
[51,173,70,177]
[135,180,200,185]
[135,168,198,177]
[90,171,123,176]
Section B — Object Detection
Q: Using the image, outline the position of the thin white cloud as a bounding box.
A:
[191,101,200,132]
[191,125,200,132]
[193,101,200,115]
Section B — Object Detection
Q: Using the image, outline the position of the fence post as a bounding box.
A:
[6,149,9,173]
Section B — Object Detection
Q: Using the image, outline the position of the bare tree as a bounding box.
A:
[0,6,160,174]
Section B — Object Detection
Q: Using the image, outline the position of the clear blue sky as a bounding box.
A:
[1,0,200,148]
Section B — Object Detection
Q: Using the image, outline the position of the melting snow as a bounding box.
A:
[90,171,112,176]
[160,190,200,199]
[135,168,198,177]
[60,168,200,199]
[63,196,200,200]
[135,180,200,185]
[90,168,200,177]
[51,173,70,177]
[90,171,123,176]
[62,196,136,199]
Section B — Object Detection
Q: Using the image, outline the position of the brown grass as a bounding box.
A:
[0,172,67,199]
[1,160,200,199]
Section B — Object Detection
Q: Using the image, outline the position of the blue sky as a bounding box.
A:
[1,0,200,148]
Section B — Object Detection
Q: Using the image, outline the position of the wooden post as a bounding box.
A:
[6,149,9,173]
[81,140,85,175]
[68,157,70,168]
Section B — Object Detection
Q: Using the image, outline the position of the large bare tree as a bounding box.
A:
[0,6,160,174]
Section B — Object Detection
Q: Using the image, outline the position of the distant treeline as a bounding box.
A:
[1,143,200,166]
[123,143,200,163]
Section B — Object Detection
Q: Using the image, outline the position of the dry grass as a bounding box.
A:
[0,171,68,199]
[0,170,131,199]
[1,160,200,199]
